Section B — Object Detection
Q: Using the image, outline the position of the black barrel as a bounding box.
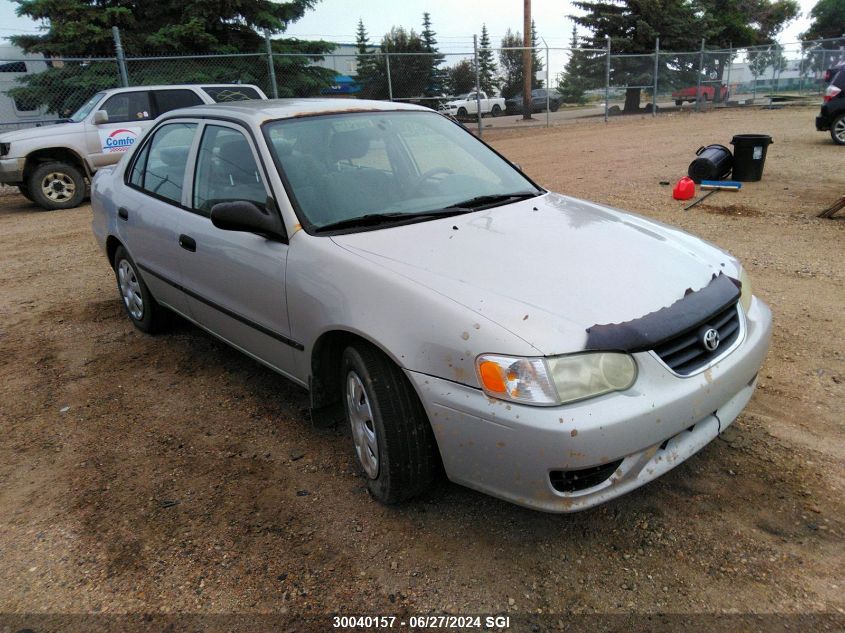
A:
[688,144,733,183]
[730,134,773,181]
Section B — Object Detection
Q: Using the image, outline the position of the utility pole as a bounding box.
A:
[522,0,532,120]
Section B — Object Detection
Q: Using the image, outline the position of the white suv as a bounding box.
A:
[0,84,266,210]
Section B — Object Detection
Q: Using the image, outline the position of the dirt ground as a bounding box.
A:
[0,106,843,629]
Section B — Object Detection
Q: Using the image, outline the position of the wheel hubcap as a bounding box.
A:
[346,371,379,479]
[117,259,144,320]
[835,118,845,142]
[40,171,75,202]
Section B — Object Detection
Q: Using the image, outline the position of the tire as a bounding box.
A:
[17,184,35,202]
[341,343,440,504]
[702,93,709,102]
[491,104,502,117]
[550,101,560,112]
[675,99,683,106]
[831,114,845,146]
[113,245,169,334]
[27,161,86,210]
[457,107,468,119]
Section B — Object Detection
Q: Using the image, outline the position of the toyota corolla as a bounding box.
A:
[91,99,772,512]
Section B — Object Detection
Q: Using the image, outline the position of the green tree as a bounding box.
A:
[9,0,335,114]
[355,27,430,100]
[802,0,845,39]
[477,24,499,95]
[421,12,447,95]
[531,19,544,89]
[557,26,592,104]
[355,19,383,99]
[446,59,477,95]
[571,0,705,112]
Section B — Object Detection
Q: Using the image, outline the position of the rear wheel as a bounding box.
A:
[342,343,440,504]
[27,161,86,210]
[491,104,502,117]
[113,245,169,333]
[675,99,683,106]
[831,114,845,145]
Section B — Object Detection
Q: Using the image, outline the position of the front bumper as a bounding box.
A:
[0,157,25,185]
[407,296,773,513]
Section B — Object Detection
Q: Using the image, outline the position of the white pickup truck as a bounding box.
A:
[0,83,266,210]
[438,91,505,119]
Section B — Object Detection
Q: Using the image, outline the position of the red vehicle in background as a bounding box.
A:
[672,85,729,105]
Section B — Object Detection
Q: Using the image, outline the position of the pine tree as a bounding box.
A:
[557,26,592,104]
[355,19,382,99]
[477,24,499,95]
[531,19,544,89]
[420,12,447,96]
[446,59,477,95]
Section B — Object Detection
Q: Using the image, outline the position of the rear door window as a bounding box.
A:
[101,91,152,123]
[132,122,197,205]
[153,89,203,116]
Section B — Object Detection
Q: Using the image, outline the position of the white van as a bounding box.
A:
[0,83,266,209]
[0,45,53,131]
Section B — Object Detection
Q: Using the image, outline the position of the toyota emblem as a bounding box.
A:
[701,327,720,352]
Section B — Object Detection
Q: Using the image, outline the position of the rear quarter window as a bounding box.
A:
[202,86,262,102]
[153,89,203,115]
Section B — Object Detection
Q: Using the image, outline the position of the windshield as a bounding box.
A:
[69,92,105,122]
[263,111,540,232]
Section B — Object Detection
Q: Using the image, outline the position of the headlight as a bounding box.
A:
[739,268,753,313]
[476,352,637,407]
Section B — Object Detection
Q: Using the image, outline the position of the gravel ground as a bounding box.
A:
[0,106,843,630]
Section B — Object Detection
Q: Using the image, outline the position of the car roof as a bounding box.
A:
[160,98,430,124]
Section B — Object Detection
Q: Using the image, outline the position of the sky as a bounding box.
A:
[0,0,819,60]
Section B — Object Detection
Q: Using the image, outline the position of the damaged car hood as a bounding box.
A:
[331,192,739,354]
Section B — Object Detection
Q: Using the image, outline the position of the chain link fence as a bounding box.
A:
[2,29,844,136]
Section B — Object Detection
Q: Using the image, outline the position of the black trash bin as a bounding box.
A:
[730,134,773,181]
[688,144,733,183]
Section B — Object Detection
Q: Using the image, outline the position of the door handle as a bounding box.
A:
[178,234,196,252]
[118,207,128,221]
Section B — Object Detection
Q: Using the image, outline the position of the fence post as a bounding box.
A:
[695,38,705,112]
[474,34,482,137]
[112,26,129,87]
[264,30,279,99]
[653,37,659,117]
[798,47,805,96]
[545,41,550,127]
[604,35,611,123]
[725,44,732,102]
[385,52,393,101]
[820,49,829,95]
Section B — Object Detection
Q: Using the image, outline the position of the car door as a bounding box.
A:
[176,121,295,376]
[87,90,156,168]
[120,120,198,316]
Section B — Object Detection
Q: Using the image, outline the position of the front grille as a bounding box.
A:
[653,302,741,375]
[549,459,623,493]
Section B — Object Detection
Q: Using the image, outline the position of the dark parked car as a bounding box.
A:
[505,89,561,114]
[816,67,845,145]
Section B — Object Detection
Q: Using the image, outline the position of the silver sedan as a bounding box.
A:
[91,99,772,512]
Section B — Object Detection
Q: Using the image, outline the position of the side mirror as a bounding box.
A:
[93,110,109,124]
[210,199,285,239]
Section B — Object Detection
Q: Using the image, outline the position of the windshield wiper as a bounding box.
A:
[442,191,540,211]
[315,208,472,233]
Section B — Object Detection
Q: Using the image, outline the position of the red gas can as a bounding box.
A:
[673,176,695,200]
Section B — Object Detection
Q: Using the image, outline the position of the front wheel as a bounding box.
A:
[342,344,440,504]
[831,114,845,145]
[27,161,86,210]
[18,184,35,202]
[675,99,683,106]
[456,107,468,119]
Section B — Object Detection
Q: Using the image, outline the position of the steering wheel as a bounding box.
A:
[410,167,454,193]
